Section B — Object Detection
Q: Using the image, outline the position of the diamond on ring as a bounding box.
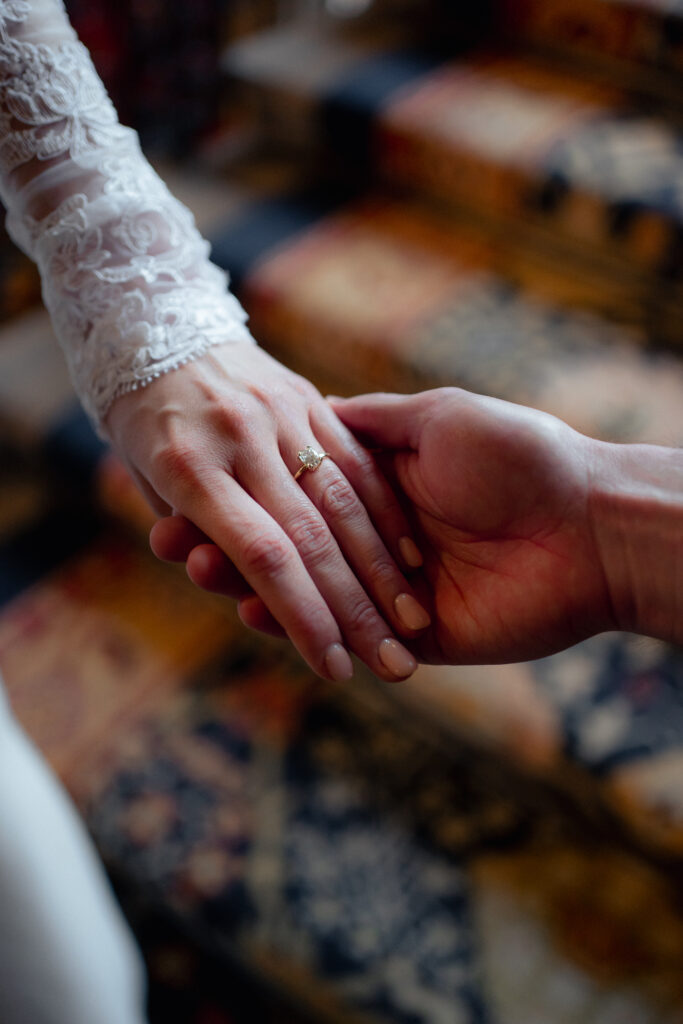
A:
[294,445,330,480]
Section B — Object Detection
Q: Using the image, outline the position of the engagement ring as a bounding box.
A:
[294,445,330,481]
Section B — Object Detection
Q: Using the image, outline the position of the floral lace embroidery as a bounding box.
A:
[0,0,253,434]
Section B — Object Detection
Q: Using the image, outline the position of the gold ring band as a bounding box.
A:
[294,445,330,481]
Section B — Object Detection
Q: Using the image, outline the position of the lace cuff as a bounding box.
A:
[0,0,254,435]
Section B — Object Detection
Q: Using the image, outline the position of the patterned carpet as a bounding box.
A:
[2,1,683,1016]
[2,463,683,1021]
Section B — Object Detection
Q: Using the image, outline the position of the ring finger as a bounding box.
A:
[239,441,424,680]
[290,437,431,642]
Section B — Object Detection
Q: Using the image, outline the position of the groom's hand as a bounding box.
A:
[331,389,617,664]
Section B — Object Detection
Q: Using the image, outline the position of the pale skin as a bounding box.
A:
[105,347,429,684]
[10,74,428,689]
[152,387,683,666]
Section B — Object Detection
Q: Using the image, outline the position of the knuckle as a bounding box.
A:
[291,372,319,401]
[349,444,376,477]
[346,445,379,488]
[152,442,203,489]
[371,491,397,528]
[345,596,381,638]
[319,476,358,521]
[366,556,397,592]
[212,401,253,444]
[240,533,290,579]
[289,513,336,566]
[344,446,400,521]
[294,597,333,643]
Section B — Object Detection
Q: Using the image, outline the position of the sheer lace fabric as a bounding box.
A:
[0,0,253,433]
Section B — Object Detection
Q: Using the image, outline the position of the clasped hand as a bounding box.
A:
[152,385,619,668]
[105,345,428,683]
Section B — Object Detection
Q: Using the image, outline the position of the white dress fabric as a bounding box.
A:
[0,681,148,1023]
[0,1,255,1019]
[0,0,254,434]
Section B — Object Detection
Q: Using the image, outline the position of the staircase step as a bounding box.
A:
[376,52,683,288]
[221,20,444,153]
[212,191,683,445]
[223,25,683,300]
[77,644,683,1023]
[499,0,683,113]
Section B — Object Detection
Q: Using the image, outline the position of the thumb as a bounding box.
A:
[329,391,430,450]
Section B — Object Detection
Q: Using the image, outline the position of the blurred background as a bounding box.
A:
[2,1,683,1021]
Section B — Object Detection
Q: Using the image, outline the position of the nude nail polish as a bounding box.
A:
[398,536,423,568]
[394,593,431,631]
[378,638,417,680]
[324,643,354,682]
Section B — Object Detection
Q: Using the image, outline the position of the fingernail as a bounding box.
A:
[399,536,423,568]
[326,394,344,402]
[378,638,417,679]
[324,643,354,682]
[394,593,431,631]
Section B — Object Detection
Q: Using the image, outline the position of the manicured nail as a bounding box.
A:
[399,536,423,568]
[324,643,354,682]
[394,593,431,631]
[378,638,417,679]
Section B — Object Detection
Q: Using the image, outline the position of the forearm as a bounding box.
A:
[0,0,254,436]
[589,439,683,646]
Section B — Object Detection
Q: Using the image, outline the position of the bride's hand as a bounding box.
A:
[106,344,429,682]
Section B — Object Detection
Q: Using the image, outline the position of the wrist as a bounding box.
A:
[587,438,683,645]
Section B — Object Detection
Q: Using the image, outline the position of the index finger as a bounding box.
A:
[328,391,436,450]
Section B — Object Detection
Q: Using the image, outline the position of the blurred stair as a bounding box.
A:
[500,0,683,115]
[3,5,683,1022]
[222,20,683,347]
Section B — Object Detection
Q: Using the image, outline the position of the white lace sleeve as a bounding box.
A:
[0,0,255,435]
